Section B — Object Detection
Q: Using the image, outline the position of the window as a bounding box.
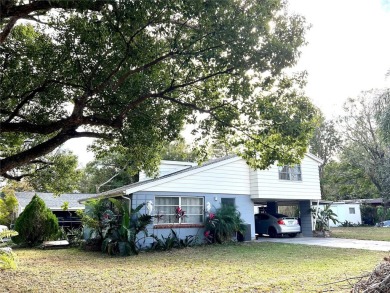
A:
[349,207,355,214]
[154,196,204,224]
[278,165,302,181]
[221,198,235,206]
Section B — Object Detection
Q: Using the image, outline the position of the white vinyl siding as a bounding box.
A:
[154,196,204,224]
[144,158,251,195]
[139,161,196,181]
[318,203,361,227]
[250,155,321,200]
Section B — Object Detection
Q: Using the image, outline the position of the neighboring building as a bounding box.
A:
[325,202,361,227]
[80,154,322,245]
[14,192,92,229]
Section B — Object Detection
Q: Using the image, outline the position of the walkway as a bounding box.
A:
[257,237,390,251]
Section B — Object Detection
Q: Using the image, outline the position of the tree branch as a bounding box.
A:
[0,128,110,176]
[0,0,112,44]
[0,16,19,44]
[5,83,49,123]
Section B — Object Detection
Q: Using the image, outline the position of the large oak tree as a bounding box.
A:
[1,0,318,182]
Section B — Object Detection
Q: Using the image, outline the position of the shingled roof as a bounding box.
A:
[15,192,94,210]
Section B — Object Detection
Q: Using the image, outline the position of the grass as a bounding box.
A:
[0,242,387,293]
[330,227,390,241]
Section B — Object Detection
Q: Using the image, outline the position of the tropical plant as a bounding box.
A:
[77,198,112,240]
[204,205,246,244]
[151,230,178,251]
[0,248,17,270]
[0,228,18,270]
[151,229,197,251]
[311,205,339,232]
[101,200,153,256]
[0,229,18,244]
[12,195,59,247]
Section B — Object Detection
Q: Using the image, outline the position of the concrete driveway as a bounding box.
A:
[257,237,390,251]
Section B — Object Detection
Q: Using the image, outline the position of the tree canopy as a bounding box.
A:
[1,0,318,182]
[320,89,390,201]
[339,90,390,200]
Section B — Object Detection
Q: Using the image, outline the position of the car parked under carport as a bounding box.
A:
[255,212,301,238]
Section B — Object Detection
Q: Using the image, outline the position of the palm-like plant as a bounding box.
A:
[205,204,246,244]
[0,229,18,270]
[101,199,153,256]
[311,205,339,232]
[0,229,18,242]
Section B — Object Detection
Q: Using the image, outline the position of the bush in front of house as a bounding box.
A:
[12,195,59,247]
[204,204,246,244]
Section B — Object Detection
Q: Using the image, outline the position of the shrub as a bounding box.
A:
[151,229,197,251]
[0,229,19,270]
[340,220,356,227]
[0,248,17,270]
[12,195,59,247]
[77,198,111,239]
[377,206,390,222]
[360,204,378,225]
[0,186,18,226]
[101,200,153,256]
[204,204,246,244]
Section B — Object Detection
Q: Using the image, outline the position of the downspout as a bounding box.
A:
[122,193,132,212]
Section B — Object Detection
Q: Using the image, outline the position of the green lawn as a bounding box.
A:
[1,242,386,292]
[330,227,390,241]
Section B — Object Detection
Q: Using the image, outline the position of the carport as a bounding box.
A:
[253,200,313,237]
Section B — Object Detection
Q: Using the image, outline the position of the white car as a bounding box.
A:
[255,213,301,238]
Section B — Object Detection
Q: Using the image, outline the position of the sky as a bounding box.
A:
[288,0,390,118]
[64,0,390,165]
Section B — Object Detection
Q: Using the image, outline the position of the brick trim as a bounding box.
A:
[153,224,204,229]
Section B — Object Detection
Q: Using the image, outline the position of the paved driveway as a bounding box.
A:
[257,237,390,251]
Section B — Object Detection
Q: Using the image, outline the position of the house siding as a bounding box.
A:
[251,155,321,200]
[143,159,251,195]
[317,203,362,227]
[131,191,255,246]
[139,161,196,181]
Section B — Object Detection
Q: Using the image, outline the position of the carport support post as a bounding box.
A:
[299,201,313,237]
[266,202,278,214]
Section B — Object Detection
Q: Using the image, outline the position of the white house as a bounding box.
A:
[314,201,362,227]
[80,154,322,243]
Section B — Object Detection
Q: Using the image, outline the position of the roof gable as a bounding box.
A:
[80,155,240,201]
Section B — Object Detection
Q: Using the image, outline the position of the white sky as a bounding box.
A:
[64,0,390,165]
[288,0,390,118]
